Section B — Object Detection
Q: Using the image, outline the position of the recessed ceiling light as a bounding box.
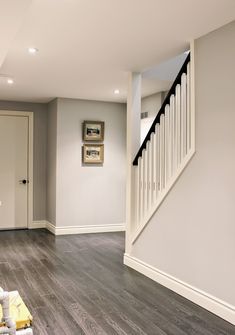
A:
[28,47,38,54]
[114,89,120,95]
[7,78,14,85]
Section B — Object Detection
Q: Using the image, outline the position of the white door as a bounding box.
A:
[0,115,28,229]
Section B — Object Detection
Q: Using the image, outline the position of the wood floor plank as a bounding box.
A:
[0,229,234,335]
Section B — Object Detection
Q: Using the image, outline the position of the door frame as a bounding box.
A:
[0,110,33,229]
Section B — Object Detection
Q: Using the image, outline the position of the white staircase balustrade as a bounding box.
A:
[132,55,195,242]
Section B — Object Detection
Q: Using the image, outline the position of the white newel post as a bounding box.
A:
[125,72,141,255]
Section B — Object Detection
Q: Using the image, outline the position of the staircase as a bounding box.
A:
[131,53,195,242]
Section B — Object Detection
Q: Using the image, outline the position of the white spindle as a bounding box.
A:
[140,154,144,223]
[175,84,181,167]
[181,73,187,159]
[168,103,172,181]
[186,63,191,152]
[164,105,170,185]
[149,133,154,207]
[170,95,175,176]
[159,119,162,192]
[136,158,140,225]
[159,114,165,190]
[152,129,157,202]
[146,141,150,213]
[156,123,160,194]
[143,148,148,216]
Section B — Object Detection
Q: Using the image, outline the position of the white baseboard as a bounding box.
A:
[28,220,47,229]
[48,223,125,235]
[30,221,125,235]
[124,253,235,325]
[45,221,56,234]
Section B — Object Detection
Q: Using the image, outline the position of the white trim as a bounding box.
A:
[47,222,125,235]
[126,72,142,254]
[29,220,47,229]
[124,254,235,325]
[28,112,34,232]
[0,111,33,117]
[0,110,33,230]
[45,221,56,234]
[30,221,125,235]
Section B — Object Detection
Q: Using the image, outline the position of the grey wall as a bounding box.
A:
[131,21,235,306]
[46,99,57,224]
[56,98,126,227]
[0,100,47,220]
[141,92,162,118]
[0,98,126,227]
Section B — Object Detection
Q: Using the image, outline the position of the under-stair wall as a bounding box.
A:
[124,21,235,325]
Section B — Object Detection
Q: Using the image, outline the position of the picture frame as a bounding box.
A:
[83,120,104,142]
[82,144,104,164]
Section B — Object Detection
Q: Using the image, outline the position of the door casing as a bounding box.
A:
[0,110,33,228]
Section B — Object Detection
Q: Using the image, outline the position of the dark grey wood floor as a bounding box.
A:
[0,230,234,335]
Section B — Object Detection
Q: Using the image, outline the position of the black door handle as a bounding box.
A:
[19,179,29,184]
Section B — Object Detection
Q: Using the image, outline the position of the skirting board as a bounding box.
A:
[31,221,125,235]
[28,221,47,229]
[124,253,235,325]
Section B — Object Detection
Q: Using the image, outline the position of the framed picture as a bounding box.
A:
[82,144,104,164]
[83,121,104,141]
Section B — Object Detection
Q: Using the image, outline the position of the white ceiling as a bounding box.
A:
[0,0,31,66]
[0,0,235,103]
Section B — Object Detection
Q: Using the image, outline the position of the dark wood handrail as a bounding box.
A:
[133,53,190,166]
